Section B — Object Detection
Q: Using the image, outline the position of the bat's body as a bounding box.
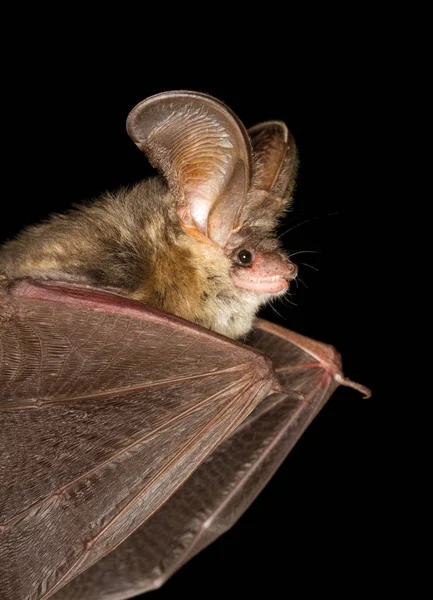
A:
[0,177,257,339]
[0,92,369,600]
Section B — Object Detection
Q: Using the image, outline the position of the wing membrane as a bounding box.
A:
[50,318,354,599]
[0,281,276,600]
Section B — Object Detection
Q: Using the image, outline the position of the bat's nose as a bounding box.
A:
[254,253,298,283]
[285,261,298,280]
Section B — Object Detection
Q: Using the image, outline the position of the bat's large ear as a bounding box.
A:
[127,91,252,248]
[248,121,298,211]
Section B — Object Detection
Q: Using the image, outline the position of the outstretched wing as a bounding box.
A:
[0,280,278,600]
[49,319,369,599]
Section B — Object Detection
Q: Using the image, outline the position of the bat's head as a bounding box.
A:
[127,91,299,339]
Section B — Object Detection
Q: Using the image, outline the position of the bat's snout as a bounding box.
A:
[232,252,297,295]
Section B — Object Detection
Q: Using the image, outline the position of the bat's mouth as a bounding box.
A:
[233,274,289,294]
[232,252,297,295]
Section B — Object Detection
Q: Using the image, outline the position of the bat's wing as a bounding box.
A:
[0,280,278,600]
[49,319,370,600]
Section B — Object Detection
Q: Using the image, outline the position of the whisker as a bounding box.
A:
[288,250,321,259]
[268,302,287,320]
[297,276,308,288]
[298,261,319,272]
[278,212,340,240]
[281,293,298,308]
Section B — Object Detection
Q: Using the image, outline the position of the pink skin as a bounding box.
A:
[231,252,298,294]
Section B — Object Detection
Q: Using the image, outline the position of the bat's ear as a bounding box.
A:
[248,121,298,210]
[127,91,252,248]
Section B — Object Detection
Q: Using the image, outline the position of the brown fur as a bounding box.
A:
[0,176,292,338]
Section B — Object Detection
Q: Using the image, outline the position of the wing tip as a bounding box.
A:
[334,374,372,398]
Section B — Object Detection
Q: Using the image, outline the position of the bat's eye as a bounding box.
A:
[237,249,253,266]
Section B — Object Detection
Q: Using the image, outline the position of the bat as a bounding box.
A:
[0,91,299,340]
[0,92,370,600]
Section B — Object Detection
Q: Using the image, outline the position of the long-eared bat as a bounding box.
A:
[0,92,370,600]
[0,91,299,339]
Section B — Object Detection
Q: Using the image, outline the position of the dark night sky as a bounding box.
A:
[2,48,383,598]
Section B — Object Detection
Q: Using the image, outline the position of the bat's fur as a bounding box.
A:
[0,94,298,339]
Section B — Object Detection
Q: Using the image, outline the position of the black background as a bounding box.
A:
[2,49,382,598]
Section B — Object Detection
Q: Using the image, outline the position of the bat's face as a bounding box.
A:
[230,251,296,295]
[128,91,299,338]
